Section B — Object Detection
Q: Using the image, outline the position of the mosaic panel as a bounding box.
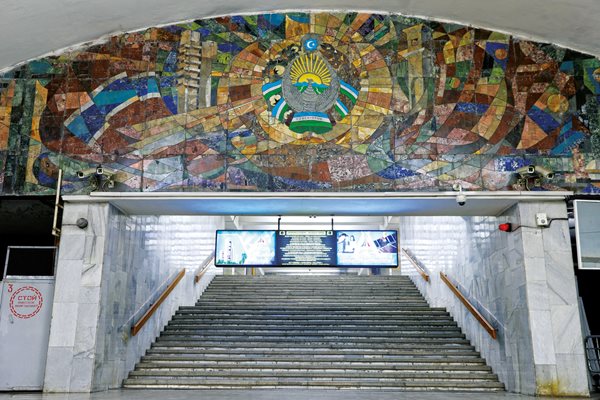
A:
[1,12,600,194]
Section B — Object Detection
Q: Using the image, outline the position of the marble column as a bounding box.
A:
[518,201,589,396]
[43,202,109,392]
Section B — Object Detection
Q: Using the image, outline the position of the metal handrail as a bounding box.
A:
[129,268,186,336]
[440,272,497,339]
[401,248,430,282]
[194,252,215,284]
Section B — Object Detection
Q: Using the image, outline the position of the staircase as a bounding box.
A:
[124,275,504,391]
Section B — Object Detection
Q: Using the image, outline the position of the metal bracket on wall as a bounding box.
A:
[51,169,63,238]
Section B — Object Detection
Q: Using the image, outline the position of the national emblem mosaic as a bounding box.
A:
[1,12,600,194]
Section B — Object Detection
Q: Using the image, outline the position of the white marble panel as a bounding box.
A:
[87,204,109,237]
[550,304,585,355]
[43,346,74,392]
[74,302,100,354]
[554,353,591,396]
[521,228,545,258]
[544,250,578,306]
[61,204,90,226]
[542,223,570,254]
[83,234,104,266]
[525,280,550,312]
[535,364,559,396]
[523,257,547,282]
[53,260,82,303]
[78,285,101,304]
[69,356,94,392]
[80,262,103,287]
[60,225,87,236]
[529,309,557,365]
[48,302,79,347]
[58,234,87,261]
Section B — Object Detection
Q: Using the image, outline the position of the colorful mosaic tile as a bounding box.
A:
[1,12,600,194]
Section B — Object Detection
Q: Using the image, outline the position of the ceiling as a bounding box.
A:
[0,0,598,72]
[106,196,517,216]
[63,191,571,217]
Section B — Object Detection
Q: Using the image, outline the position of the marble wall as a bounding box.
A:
[399,202,589,396]
[93,208,223,390]
[44,202,223,392]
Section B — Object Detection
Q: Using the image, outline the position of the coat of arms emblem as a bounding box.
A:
[262,37,359,134]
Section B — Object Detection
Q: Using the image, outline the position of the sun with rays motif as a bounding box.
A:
[289,53,332,86]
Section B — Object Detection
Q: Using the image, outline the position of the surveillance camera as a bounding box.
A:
[452,183,462,191]
[96,166,104,175]
[456,193,467,206]
[76,171,85,179]
[106,180,115,189]
[534,166,555,180]
[516,165,536,176]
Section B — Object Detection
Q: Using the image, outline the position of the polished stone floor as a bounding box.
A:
[0,390,597,400]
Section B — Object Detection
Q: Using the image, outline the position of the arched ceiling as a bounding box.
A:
[0,0,597,71]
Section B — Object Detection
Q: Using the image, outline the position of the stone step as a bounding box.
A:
[199,295,424,299]
[210,278,413,282]
[127,369,499,381]
[171,314,454,324]
[135,361,492,372]
[125,275,503,392]
[205,284,418,288]
[122,378,505,391]
[146,349,481,358]
[194,303,431,309]
[166,322,460,329]
[146,349,479,361]
[212,279,415,282]
[156,332,467,340]
[211,276,412,279]
[206,290,418,295]
[170,318,457,326]
[203,291,421,295]
[139,356,487,365]
[196,300,429,305]
[150,342,476,351]
[186,306,441,312]
[207,282,417,286]
[147,347,478,356]
[211,275,414,287]
[160,327,464,336]
[176,309,450,316]
[154,337,473,346]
